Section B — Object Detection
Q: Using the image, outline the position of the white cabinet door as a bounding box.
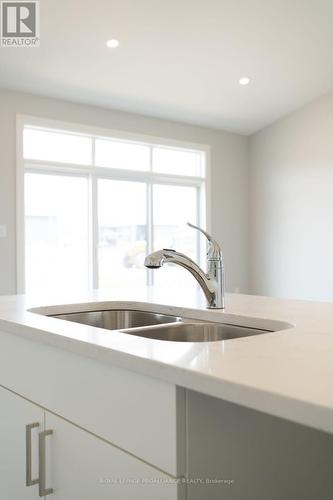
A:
[0,386,44,500]
[45,412,179,500]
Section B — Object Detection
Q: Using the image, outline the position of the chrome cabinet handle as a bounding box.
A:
[26,422,39,486]
[38,429,53,497]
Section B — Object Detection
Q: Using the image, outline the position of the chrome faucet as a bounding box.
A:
[144,222,225,309]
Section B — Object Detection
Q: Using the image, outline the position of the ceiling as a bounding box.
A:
[1,0,333,135]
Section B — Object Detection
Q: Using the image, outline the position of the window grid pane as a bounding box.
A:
[152,183,199,288]
[95,138,150,171]
[152,147,203,177]
[97,179,148,289]
[24,128,92,165]
[24,173,90,294]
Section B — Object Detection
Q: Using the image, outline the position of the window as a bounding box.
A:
[19,119,208,294]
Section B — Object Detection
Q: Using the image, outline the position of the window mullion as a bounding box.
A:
[147,146,154,286]
[92,137,96,166]
[91,175,99,289]
[147,182,154,286]
[196,186,202,267]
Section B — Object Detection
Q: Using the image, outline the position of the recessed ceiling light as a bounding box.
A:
[239,77,250,86]
[106,39,119,49]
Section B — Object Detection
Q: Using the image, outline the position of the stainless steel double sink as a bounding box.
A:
[51,309,273,342]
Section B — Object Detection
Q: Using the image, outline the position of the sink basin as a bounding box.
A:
[121,322,271,342]
[52,309,181,330]
[35,301,292,343]
[50,308,273,342]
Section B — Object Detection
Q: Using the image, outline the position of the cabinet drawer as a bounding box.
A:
[0,329,183,476]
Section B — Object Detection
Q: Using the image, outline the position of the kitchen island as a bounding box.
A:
[0,287,332,499]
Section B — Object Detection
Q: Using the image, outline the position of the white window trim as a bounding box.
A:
[16,114,212,294]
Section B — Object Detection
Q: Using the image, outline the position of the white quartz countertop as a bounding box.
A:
[0,286,333,434]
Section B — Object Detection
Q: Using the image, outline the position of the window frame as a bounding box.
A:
[16,115,211,294]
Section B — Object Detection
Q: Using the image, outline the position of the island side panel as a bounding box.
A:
[185,389,333,500]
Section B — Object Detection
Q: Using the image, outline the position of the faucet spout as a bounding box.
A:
[145,247,225,309]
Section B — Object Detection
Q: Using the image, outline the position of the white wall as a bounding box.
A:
[0,88,249,296]
[250,91,333,301]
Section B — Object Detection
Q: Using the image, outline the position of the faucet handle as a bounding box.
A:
[187,222,222,260]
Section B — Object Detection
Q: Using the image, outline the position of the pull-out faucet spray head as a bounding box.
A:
[144,224,225,309]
